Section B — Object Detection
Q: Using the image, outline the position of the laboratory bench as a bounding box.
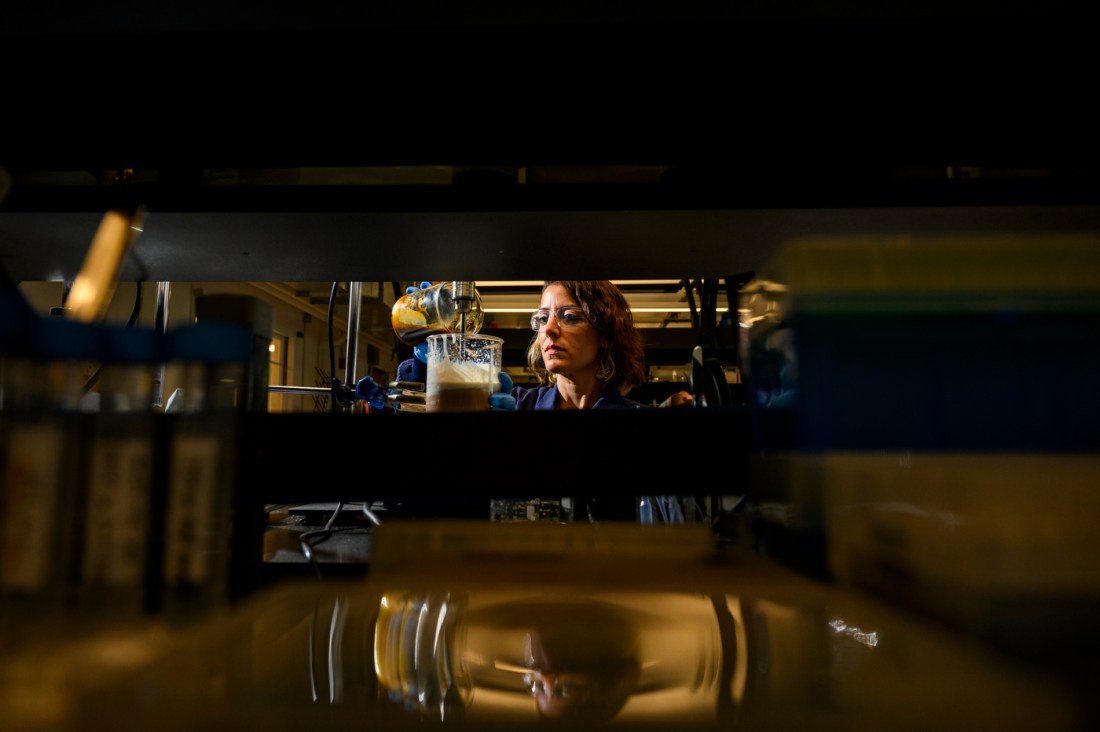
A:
[3,520,1097,732]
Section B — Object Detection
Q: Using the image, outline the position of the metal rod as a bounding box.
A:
[268,385,333,395]
[343,282,362,408]
[151,281,171,408]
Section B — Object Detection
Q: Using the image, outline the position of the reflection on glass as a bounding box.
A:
[69,579,1078,732]
[373,591,727,726]
[373,591,469,720]
[487,599,642,724]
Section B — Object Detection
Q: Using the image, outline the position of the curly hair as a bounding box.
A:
[525,281,647,395]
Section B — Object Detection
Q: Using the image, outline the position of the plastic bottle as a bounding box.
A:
[158,321,251,624]
[76,324,165,626]
[0,315,103,644]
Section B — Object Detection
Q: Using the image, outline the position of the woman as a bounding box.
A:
[512,280,676,410]
[395,280,692,410]
[386,280,692,521]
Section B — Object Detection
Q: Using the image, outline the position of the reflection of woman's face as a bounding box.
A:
[528,670,597,719]
[517,612,642,724]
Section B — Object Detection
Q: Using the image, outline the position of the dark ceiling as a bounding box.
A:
[1,4,1091,173]
[3,4,1096,287]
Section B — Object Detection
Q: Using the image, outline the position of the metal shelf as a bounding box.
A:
[3,182,1099,283]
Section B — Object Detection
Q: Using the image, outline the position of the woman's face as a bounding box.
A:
[529,669,599,720]
[537,283,602,380]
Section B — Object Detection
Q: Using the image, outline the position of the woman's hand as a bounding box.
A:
[659,390,694,408]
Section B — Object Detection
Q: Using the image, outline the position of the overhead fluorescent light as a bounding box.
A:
[484,307,728,314]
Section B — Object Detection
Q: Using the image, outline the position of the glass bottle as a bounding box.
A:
[391,281,484,345]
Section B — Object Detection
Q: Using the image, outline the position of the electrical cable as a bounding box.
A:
[360,502,382,527]
[81,279,144,396]
[325,281,358,412]
[125,280,143,327]
[298,501,382,580]
[300,501,344,579]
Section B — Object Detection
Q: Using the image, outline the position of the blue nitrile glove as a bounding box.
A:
[396,348,427,383]
[490,371,516,410]
[356,375,388,410]
[391,282,433,385]
[393,282,432,381]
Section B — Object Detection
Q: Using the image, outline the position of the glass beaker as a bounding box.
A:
[391,282,484,346]
[424,333,502,413]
